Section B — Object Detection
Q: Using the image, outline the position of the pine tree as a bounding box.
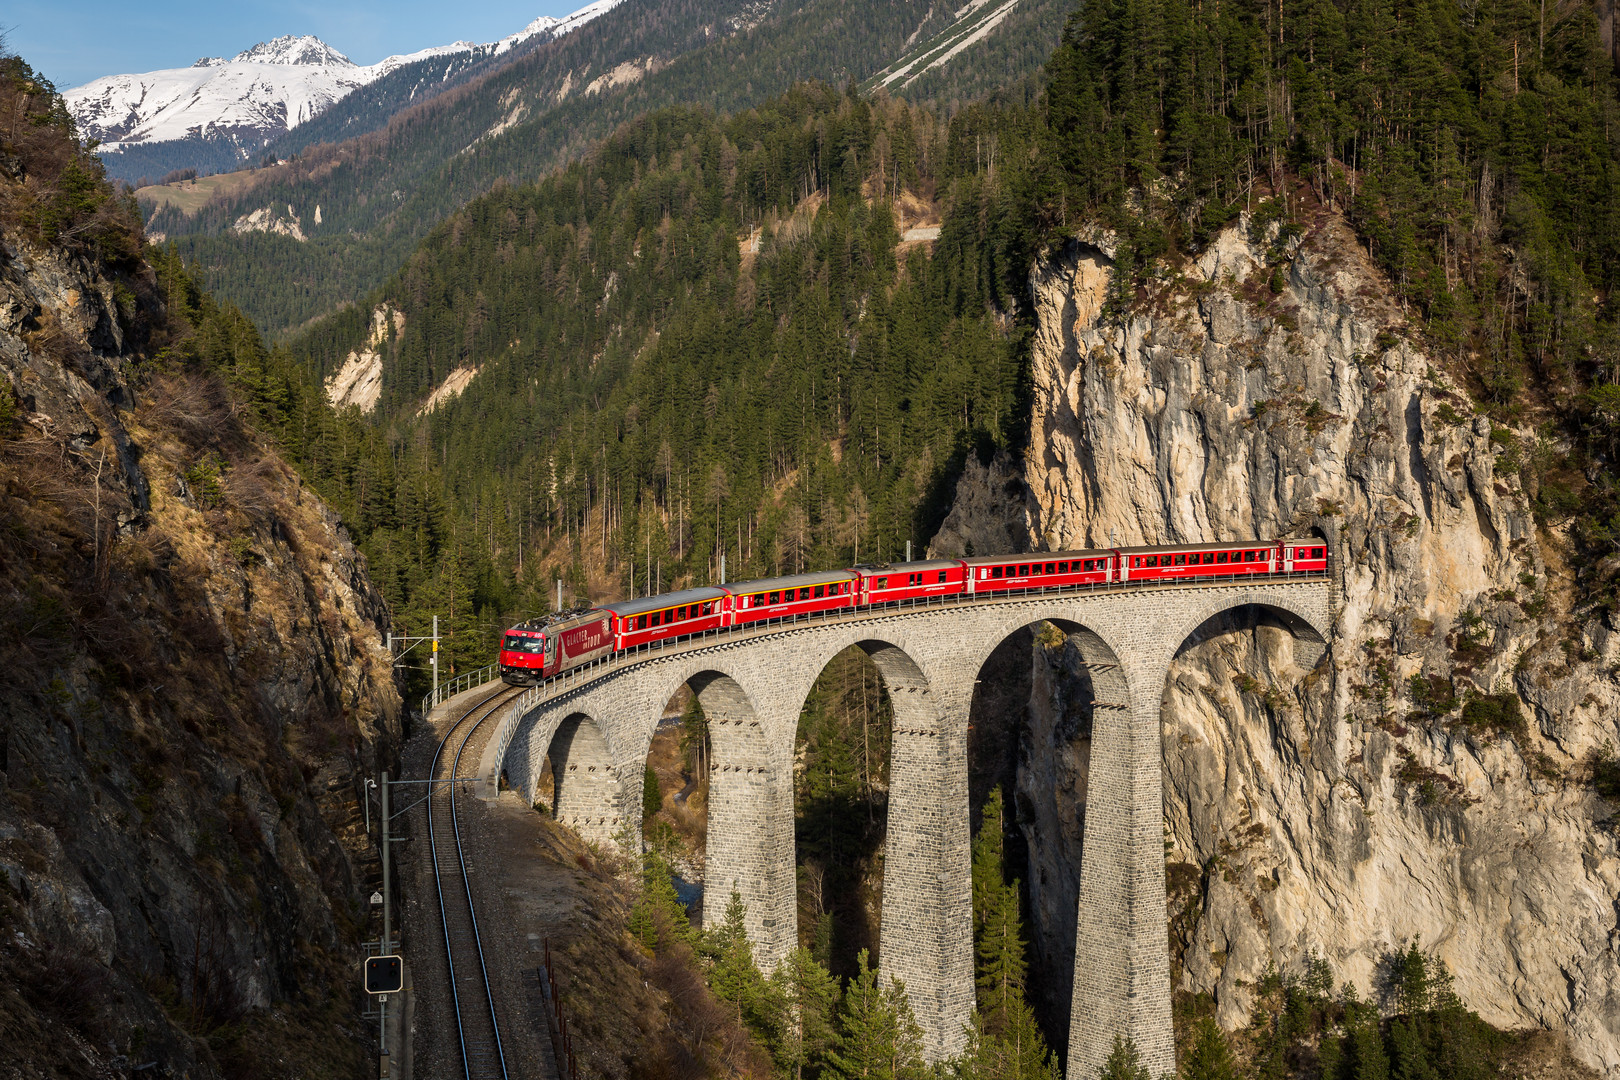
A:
[707,890,779,1046]
[642,765,662,820]
[826,950,928,1080]
[1099,1035,1151,1080]
[628,850,690,951]
[1181,1017,1239,1080]
[770,945,841,1080]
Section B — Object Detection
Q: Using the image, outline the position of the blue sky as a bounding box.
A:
[7,0,584,90]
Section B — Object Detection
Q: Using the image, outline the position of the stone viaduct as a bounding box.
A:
[473,579,1332,1078]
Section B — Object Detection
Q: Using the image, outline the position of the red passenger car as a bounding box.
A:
[853,560,968,605]
[1281,541,1328,573]
[962,550,1118,593]
[1117,541,1277,582]
[727,570,858,626]
[606,587,729,650]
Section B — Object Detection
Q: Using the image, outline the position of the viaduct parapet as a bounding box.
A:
[474,579,1332,1077]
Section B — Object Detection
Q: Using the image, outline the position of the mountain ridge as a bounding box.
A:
[65,2,623,175]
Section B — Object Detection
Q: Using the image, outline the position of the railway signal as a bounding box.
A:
[365,955,403,995]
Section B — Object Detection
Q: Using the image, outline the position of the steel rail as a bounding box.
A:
[428,686,519,1080]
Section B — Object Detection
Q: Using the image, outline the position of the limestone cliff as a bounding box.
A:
[0,229,402,1077]
[937,206,1620,1073]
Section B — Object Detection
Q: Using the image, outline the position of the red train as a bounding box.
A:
[498,539,1328,685]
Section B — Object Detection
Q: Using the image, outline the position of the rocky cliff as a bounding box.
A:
[937,202,1620,1073]
[0,225,401,1075]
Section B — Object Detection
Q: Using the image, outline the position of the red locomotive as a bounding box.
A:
[498,539,1328,686]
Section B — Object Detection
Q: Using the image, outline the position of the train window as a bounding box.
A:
[1044,562,1055,574]
[766,591,777,604]
[813,585,824,599]
[1018,565,1030,576]
[637,615,649,629]
[938,571,948,583]
[991,566,1003,578]
[1173,554,1184,566]
[1217,552,1229,563]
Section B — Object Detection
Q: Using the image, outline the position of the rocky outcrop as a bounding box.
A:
[323,303,402,413]
[0,235,401,1077]
[940,205,1620,1072]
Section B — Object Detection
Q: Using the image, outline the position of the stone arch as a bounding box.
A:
[1161,588,1331,675]
[547,711,622,846]
[787,633,975,1063]
[672,669,794,963]
[960,613,1133,1066]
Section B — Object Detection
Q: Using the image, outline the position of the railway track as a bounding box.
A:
[428,686,520,1080]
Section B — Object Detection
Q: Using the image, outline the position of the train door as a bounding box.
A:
[543,632,558,677]
[1283,544,1295,573]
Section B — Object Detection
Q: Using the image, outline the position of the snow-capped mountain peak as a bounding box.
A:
[65,2,624,155]
[233,35,356,68]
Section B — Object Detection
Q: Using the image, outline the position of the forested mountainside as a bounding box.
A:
[144,0,1066,337]
[0,53,401,1077]
[281,86,1034,680]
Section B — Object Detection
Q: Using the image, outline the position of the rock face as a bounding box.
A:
[0,235,401,1076]
[939,206,1620,1073]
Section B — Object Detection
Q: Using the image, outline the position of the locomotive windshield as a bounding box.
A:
[503,635,544,653]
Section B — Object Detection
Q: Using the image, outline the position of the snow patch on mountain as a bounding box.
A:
[66,2,625,153]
